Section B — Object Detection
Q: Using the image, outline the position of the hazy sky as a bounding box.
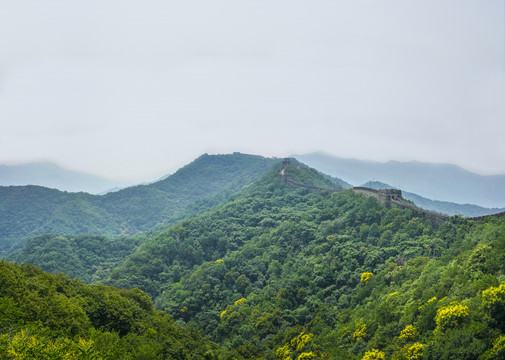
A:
[1,0,504,182]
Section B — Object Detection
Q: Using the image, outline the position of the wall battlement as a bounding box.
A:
[279,162,503,223]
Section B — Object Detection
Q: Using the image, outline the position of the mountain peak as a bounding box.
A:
[251,157,343,193]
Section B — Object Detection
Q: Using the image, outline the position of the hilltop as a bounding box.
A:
[0,153,278,255]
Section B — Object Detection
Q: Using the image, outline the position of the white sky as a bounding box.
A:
[1,0,504,182]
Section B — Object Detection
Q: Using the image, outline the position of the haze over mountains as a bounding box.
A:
[4,152,505,210]
[362,181,505,218]
[2,152,504,244]
[294,152,505,208]
[0,162,130,194]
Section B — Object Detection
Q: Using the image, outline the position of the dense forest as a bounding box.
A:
[2,156,505,359]
[0,153,277,255]
[0,260,218,359]
[9,234,144,283]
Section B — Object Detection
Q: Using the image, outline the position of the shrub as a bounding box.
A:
[435,302,469,331]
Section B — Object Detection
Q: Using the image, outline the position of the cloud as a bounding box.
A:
[0,0,503,180]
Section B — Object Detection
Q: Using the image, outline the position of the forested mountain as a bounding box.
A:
[9,234,144,283]
[294,152,505,208]
[0,260,219,359]
[4,157,505,359]
[0,153,278,255]
[99,161,505,359]
[0,162,129,194]
[104,160,343,295]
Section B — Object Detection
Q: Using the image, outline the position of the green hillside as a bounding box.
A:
[104,161,342,295]
[9,234,144,283]
[103,162,505,359]
[0,260,219,359]
[0,153,278,255]
[5,158,505,359]
[7,159,339,285]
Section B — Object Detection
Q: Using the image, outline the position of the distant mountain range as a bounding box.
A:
[0,162,130,194]
[294,152,505,208]
[361,181,505,217]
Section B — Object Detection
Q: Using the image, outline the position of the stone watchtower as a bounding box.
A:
[377,189,402,201]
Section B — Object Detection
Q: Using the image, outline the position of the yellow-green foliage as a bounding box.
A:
[215,259,224,263]
[220,310,227,319]
[467,244,492,272]
[482,283,505,308]
[361,272,373,283]
[387,291,399,301]
[435,301,469,331]
[353,323,367,342]
[404,343,424,360]
[234,298,247,306]
[486,336,505,359]
[276,343,292,360]
[276,331,314,360]
[291,332,314,352]
[418,297,437,311]
[361,349,385,360]
[399,325,418,340]
[6,329,98,360]
[326,234,337,242]
[297,352,316,359]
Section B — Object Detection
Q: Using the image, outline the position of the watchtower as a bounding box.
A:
[378,189,402,201]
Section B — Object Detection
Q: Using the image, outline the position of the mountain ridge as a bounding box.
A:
[361,180,505,217]
[0,153,279,255]
[294,152,505,208]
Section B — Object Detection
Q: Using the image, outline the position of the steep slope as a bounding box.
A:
[105,160,343,295]
[104,162,505,359]
[0,153,278,255]
[0,162,128,194]
[294,152,505,208]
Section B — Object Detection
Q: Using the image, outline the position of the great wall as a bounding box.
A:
[279,159,505,223]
